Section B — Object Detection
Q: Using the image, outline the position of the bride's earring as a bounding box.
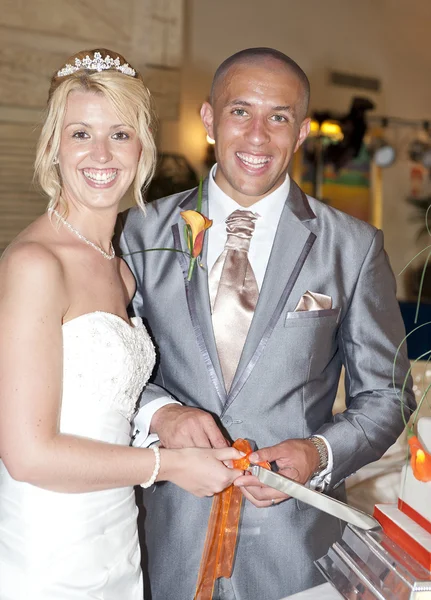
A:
[53,156,59,165]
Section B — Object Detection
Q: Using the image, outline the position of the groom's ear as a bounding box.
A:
[200,102,215,141]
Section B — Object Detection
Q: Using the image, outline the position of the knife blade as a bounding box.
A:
[249,465,381,531]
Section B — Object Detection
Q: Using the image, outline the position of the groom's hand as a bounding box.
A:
[150,404,228,449]
[233,439,320,507]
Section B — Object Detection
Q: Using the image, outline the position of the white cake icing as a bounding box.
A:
[398,417,431,523]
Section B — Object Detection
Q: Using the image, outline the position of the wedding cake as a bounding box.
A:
[374,417,431,571]
[316,422,431,597]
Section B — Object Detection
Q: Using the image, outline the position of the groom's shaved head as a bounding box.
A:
[210,47,310,119]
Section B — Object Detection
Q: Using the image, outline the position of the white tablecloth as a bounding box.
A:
[281,582,342,599]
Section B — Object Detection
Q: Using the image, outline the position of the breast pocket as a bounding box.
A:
[284,308,340,328]
[283,308,340,380]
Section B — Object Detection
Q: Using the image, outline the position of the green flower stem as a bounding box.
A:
[196,177,203,213]
[121,248,189,257]
[187,257,197,281]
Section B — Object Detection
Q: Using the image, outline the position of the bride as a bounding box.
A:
[0,48,243,599]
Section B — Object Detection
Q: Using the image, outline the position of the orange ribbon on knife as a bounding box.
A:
[193,439,270,600]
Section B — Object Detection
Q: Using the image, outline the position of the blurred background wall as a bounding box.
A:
[2,0,431,313]
[0,0,183,249]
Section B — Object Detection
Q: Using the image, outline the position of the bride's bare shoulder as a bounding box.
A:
[0,217,68,336]
[0,215,65,288]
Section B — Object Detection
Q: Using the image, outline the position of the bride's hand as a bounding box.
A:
[159,447,244,497]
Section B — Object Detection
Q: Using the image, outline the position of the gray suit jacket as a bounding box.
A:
[117,179,414,600]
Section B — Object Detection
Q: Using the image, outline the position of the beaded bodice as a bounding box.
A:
[61,312,155,424]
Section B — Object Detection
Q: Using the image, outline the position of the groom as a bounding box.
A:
[118,48,414,600]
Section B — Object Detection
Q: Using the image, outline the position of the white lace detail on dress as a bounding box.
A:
[62,312,155,420]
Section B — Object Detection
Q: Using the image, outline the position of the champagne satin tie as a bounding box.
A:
[209,210,259,392]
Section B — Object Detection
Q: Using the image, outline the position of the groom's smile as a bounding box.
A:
[235,151,273,173]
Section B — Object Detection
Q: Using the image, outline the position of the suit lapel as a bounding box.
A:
[172,180,227,405]
[224,181,317,412]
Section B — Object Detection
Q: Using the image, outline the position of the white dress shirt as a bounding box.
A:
[133,165,333,488]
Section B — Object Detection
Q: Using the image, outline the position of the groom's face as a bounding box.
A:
[201,60,310,207]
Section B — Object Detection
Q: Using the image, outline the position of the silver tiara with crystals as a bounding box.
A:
[57,52,136,78]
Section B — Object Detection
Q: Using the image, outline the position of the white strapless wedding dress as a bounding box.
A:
[0,312,155,600]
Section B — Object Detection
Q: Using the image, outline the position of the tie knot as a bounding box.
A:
[225,210,258,251]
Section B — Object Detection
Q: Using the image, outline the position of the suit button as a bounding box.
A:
[222,415,233,426]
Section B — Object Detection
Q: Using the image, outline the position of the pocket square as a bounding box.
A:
[294,290,332,312]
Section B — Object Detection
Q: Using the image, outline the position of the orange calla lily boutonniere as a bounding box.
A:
[121,178,211,281]
[180,179,213,281]
[408,434,431,482]
[181,210,212,281]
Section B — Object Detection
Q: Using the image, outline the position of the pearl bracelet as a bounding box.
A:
[141,445,161,489]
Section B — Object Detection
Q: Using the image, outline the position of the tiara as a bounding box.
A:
[57,52,136,78]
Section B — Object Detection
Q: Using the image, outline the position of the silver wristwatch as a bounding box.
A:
[308,436,329,475]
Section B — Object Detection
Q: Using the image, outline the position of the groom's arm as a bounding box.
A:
[117,211,228,450]
[131,384,181,447]
[115,213,182,447]
[235,229,415,506]
[317,229,415,485]
[132,386,228,449]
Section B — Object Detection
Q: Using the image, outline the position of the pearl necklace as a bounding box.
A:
[50,209,115,261]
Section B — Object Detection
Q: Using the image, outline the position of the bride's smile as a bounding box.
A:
[58,90,141,212]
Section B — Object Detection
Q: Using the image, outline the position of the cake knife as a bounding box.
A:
[249,465,381,531]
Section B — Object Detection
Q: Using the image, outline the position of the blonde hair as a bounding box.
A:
[35,48,157,214]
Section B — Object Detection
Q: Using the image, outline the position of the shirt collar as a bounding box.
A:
[207,163,290,226]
